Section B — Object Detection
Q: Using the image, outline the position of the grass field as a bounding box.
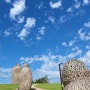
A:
[0,83,61,90]
[35,83,62,90]
[0,84,18,90]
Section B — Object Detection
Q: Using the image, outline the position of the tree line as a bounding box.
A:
[33,76,49,83]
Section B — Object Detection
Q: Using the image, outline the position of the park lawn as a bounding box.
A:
[35,83,62,90]
[0,84,18,90]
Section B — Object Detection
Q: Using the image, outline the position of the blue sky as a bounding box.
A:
[0,0,90,83]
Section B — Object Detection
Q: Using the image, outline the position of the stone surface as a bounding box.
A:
[12,64,21,84]
[62,59,89,86]
[64,77,90,90]
[19,63,32,90]
[12,65,16,84]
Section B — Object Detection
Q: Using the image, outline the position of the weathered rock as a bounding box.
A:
[12,64,21,84]
[64,77,90,90]
[12,65,16,84]
[19,63,32,90]
[62,59,89,86]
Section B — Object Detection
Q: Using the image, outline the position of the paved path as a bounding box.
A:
[31,84,45,90]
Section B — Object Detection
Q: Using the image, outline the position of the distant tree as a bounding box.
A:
[34,76,49,83]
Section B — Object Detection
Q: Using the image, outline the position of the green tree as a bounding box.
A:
[34,76,49,83]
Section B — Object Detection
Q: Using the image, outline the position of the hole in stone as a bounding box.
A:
[77,74,80,77]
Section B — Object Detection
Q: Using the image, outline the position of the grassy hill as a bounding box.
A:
[34,83,62,90]
[0,84,18,90]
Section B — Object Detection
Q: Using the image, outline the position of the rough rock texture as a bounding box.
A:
[64,77,90,90]
[19,63,32,90]
[62,60,89,86]
[12,65,16,84]
[12,64,21,84]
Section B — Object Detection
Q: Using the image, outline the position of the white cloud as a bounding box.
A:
[60,15,67,23]
[74,1,81,9]
[62,42,67,46]
[35,26,45,41]
[33,68,60,83]
[38,27,45,35]
[60,14,73,23]
[78,28,90,41]
[17,16,24,23]
[72,46,79,51]
[18,29,29,40]
[48,16,55,23]
[78,29,85,40]
[36,36,42,40]
[67,0,81,13]
[33,64,60,83]
[20,53,64,66]
[0,68,11,74]
[83,0,89,5]
[20,55,49,64]
[5,0,11,3]
[86,45,90,49]
[24,18,36,29]
[10,0,26,19]
[69,39,76,47]
[67,7,73,12]
[4,30,11,37]
[84,22,90,28]
[75,9,85,16]
[62,38,77,47]
[69,41,73,46]
[0,68,12,84]
[50,0,62,9]
[79,50,90,65]
[67,49,82,59]
[38,2,43,9]
[18,17,36,40]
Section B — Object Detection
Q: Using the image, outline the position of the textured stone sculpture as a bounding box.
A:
[64,77,90,90]
[12,64,21,84]
[19,63,32,90]
[12,65,16,84]
[62,59,89,86]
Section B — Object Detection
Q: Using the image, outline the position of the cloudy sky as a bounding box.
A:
[0,0,90,83]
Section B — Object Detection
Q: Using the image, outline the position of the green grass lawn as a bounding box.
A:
[0,84,18,90]
[0,83,62,90]
[35,83,62,90]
